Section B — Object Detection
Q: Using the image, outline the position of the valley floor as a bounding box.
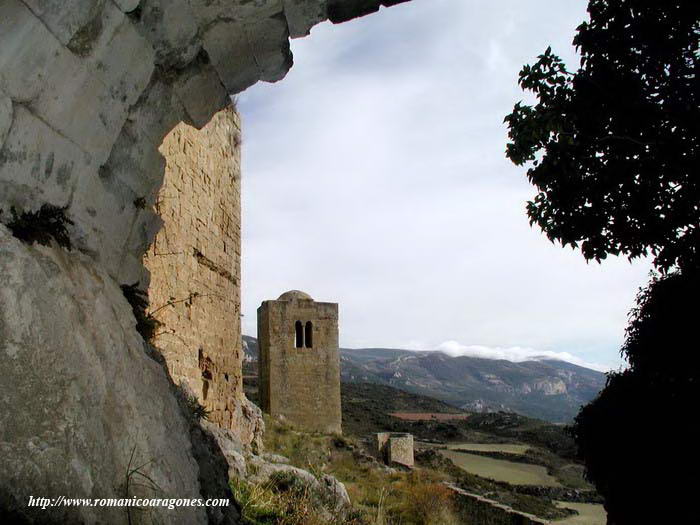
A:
[243,375,607,524]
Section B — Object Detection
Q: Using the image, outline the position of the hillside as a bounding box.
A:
[242,335,605,423]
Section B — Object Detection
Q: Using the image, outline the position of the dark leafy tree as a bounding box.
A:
[506,2,700,523]
[505,0,699,273]
[570,272,699,525]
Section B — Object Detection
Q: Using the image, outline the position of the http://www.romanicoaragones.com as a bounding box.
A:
[27,495,230,511]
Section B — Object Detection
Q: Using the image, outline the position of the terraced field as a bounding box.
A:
[446,442,530,454]
[554,501,607,524]
[439,449,561,486]
[390,412,470,421]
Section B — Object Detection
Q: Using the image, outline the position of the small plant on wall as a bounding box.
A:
[1,204,74,250]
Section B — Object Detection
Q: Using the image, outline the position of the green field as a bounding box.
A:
[554,501,607,524]
[439,449,561,487]
[446,442,530,454]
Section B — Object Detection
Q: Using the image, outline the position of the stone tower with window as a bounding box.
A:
[257,290,342,434]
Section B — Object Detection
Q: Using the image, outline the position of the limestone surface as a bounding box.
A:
[1,0,413,280]
[0,226,206,524]
[0,0,411,520]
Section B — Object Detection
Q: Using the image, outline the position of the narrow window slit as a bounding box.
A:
[295,320,303,348]
[305,321,313,348]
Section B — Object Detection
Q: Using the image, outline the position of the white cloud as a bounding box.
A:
[431,341,613,373]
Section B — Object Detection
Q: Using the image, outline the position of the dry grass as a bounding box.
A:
[353,470,462,525]
[261,417,462,525]
[231,472,362,525]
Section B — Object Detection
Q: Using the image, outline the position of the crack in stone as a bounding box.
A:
[193,247,237,284]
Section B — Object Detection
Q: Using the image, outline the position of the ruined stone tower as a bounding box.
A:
[257,291,342,434]
[143,106,262,448]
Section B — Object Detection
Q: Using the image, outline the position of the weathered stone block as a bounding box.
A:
[82,2,155,107]
[173,62,230,129]
[138,0,201,68]
[246,10,294,82]
[376,432,414,468]
[203,21,263,94]
[116,253,152,291]
[0,2,126,164]
[22,0,106,46]
[0,94,11,149]
[327,0,409,23]
[0,105,91,212]
[125,207,164,260]
[102,121,168,199]
[124,79,189,149]
[0,0,66,103]
[283,0,328,38]
[188,0,283,22]
[201,0,292,90]
[29,57,127,166]
[68,163,139,272]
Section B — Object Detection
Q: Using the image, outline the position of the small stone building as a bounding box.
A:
[257,290,342,434]
[377,432,414,468]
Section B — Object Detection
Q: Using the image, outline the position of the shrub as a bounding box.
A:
[120,282,163,343]
[2,204,73,249]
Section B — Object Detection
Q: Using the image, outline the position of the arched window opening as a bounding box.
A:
[294,321,303,348]
[305,321,313,348]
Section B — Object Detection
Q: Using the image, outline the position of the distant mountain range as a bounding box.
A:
[242,335,606,423]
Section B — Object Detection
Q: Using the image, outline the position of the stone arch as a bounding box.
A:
[0,0,412,289]
[0,1,412,520]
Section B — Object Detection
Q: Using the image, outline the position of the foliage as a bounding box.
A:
[621,270,699,373]
[508,3,699,520]
[230,474,359,525]
[179,388,211,422]
[505,0,699,272]
[262,417,463,524]
[1,204,74,250]
[120,282,163,343]
[121,445,161,525]
[571,271,699,524]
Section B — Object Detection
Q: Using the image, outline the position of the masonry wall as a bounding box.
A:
[258,297,342,434]
[143,106,257,442]
[448,484,549,525]
[377,432,414,468]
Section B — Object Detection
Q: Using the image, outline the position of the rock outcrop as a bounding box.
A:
[0,0,412,287]
[0,226,208,524]
[0,0,412,521]
[207,427,352,518]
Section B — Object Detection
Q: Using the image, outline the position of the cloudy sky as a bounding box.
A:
[237,0,652,372]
